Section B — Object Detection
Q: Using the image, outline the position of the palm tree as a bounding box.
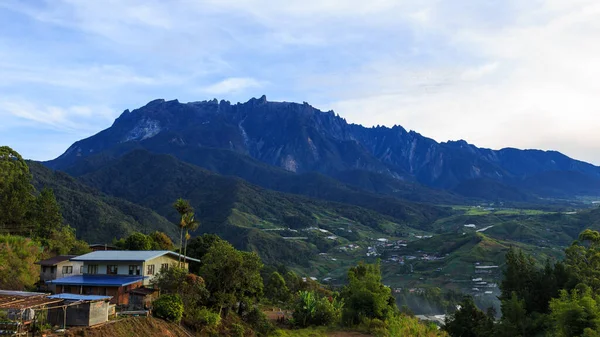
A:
[182,212,199,265]
[173,198,193,265]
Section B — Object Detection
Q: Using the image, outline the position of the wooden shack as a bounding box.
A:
[47,294,112,327]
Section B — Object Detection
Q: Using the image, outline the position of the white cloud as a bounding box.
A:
[0,100,115,133]
[0,0,599,164]
[200,77,264,95]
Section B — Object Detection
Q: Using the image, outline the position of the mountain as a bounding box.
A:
[28,161,178,243]
[45,96,600,200]
[73,149,444,266]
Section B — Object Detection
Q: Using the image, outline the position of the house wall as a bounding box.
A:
[144,256,184,284]
[47,301,110,327]
[55,281,143,305]
[40,261,84,282]
[81,255,185,286]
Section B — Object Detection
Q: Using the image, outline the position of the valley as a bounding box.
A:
[17,96,600,316]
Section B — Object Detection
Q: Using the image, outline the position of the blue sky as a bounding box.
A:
[1,0,599,164]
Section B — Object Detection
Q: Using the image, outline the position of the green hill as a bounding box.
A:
[28,161,178,243]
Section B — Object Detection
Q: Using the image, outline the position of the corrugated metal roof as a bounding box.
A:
[71,250,200,263]
[0,291,63,309]
[48,294,112,301]
[36,255,77,266]
[47,275,148,287]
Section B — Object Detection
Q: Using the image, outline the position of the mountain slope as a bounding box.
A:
[59,144,454,221]
[75,150,446,266]
[28,161,178,243]
[45,96,600,199]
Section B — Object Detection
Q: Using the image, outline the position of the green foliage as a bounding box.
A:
[115,231,175,251]
[124,232,153,250]
[565,229,600,292]
[550,286,600,337]
[153,294,184,323]
[443,297,494,337]
[340,261,396,325]
[0,234,41,290]
[186,307,221,333]
[386,314,449,337]
[0,146,35,234]
[148,231,174,250]
[28,161,178,242]
[151,267,208,310]
[292,291,343,327]
[230,322,245,337]
[266,271,292,304]
[199,239,263,315]
[32,188,63,238]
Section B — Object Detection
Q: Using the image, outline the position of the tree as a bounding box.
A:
[0,146,35,234]
[124,232,153,250]
[173,198,193,264]
[565,229,600,292]
[198,240,263,316]
[340,261,396,325]
[0,235,41,290]
[265,271,291,304]
[444,297,494,337]
[151,266,209,311]
[32,188,63,239]
[149,231,174,250]
[550,286,600,337]
[186,234,225,273]
[182,212,199,264]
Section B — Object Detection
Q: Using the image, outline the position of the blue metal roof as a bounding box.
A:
[47,275,148,287]
[48,294,112,301]
[71,250,200,263]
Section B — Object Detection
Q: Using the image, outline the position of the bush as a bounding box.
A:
[153,294,184,322]
[293,291,343,327]
[230,323,245,337]
[185,307,221,333]
[244,307,276,336]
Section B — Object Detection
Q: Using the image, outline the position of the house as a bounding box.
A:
[47,250,200,305]
[36,255,84,292]
[47,294,113,327]
[89,244,118,251]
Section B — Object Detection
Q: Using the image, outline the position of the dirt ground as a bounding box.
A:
[48,317,190,337]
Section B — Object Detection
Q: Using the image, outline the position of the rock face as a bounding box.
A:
[46,96,600,194]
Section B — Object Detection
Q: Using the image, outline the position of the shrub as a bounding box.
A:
[153,294,183,322]
[244,307,276,336]
[185,307,221,333]
[230,323,245,337]
[293,291,343,327]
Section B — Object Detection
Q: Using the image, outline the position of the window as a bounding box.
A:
[147,264,155,275]
[62,266,73,274]
[80,266,84,274]
[160,263,169,272]
[129,265,141,276]
[107,265,118,275]
[88,264,98,274]
[42,266,47,273]
[63,286,71,293]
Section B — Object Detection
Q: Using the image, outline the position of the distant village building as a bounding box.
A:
[36,255,84,292]
[47,251,199,305]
